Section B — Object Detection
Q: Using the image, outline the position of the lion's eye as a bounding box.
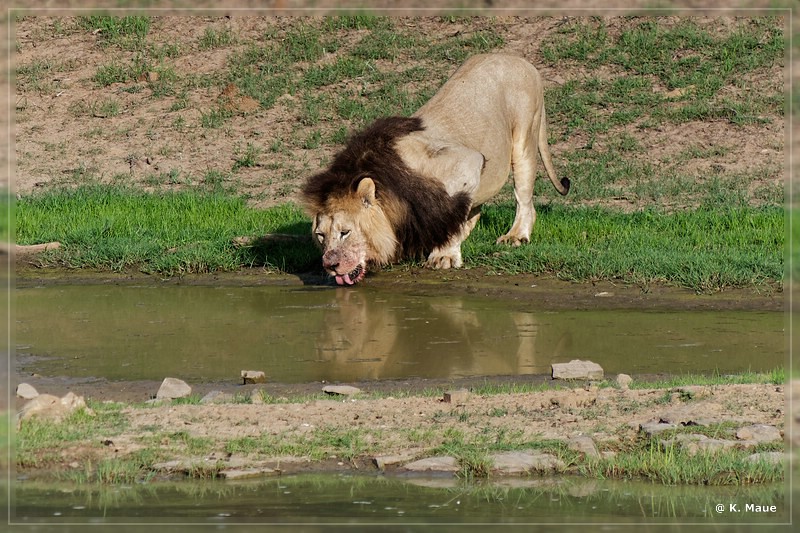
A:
[340,230,351,239]
[315,233,325,243]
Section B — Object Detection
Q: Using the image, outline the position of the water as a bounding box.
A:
[11,282,790,529]
[15,284,784,383]
[11,474,789,527]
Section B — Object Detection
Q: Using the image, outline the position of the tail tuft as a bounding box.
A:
[560,177,571,195]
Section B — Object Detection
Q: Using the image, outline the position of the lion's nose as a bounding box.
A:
[322,251,339,270]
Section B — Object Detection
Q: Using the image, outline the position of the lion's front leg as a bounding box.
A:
[425,210,481,269]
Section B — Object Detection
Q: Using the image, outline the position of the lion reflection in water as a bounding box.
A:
[310,289,568,382]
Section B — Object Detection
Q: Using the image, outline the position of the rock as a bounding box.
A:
[373,454,416,470]
[156,377,192,400]
[616,374,633,390]
[241,370,267,385]
[442,389,470,404]
[402,456,460,473]
[322,385,362,396]
[16,383,39,399]
[219,468,278,480]
[14,242,61,256]
[736,424,782,444]
[489,452,565,475]
[661,434,745,456]
[152,460,185,472]
[200,390,232,404]
[567,435,600,458]
[60,392,87,411]
[746,452,786,465]
[639,421,680,436]
[18,392,88,423]
[551,360,604,380]
[548,389,597,409]
[18,394,60,422]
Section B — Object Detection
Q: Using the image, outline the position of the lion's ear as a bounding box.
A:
[356,177,376,207]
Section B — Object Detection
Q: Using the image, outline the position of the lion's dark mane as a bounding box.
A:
[302,116,472,261]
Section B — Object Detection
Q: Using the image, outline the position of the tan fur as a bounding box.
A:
[310,178,401,284]
[304,54,568,284]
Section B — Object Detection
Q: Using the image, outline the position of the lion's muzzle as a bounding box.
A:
[322,249,366,286]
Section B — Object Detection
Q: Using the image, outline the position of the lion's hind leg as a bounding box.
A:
[496,112,541,247]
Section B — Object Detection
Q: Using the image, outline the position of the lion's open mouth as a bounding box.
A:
[334,264,365,286]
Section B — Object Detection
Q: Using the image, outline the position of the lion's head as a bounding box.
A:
[307,177,400,285]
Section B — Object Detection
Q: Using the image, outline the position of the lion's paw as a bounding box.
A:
[496,234,528,247]
[425,251,462,269]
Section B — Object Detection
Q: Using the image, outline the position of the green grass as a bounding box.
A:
[581,442,784,486]
[225,426,377,462]
[15,185,783,291]
[217,17,503,131]
[77,15,151,48]
[15,185,316,275]
[468,203,784,291]
[541,17,784,133]
[631,367,786,389]
[15,404,128,469]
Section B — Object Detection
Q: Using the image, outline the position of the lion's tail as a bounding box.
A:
[538,106,570,196]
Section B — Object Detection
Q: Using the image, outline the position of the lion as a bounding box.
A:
[302,54,570,285]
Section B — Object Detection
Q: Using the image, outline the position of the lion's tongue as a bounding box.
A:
[335,273,354,286]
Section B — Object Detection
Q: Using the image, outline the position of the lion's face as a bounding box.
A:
[308,178,400,286]
[313,210,368,285]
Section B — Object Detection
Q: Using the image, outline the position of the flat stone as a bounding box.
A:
[567,435,600,458]
[639,421,680,436]
[746,452,786,465]
[152,460,183,472]
[16,383,39,399]
[373,454,416,470]
[661,434,746,456]
[551,359,604,380]
[241,370,267,385]
[322,385,362,396]
[200,391,233,404]
[548,390,597,409]
[489,452,564,475]
[156,377,192,400]
[442,389,470,404]
[15,241,61,256]
[616,374,633,390]
[736,424,782,444]
[219,468,278,480]
[402,456,460,473]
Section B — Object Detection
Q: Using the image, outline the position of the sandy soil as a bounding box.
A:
[14,376,793,479]
[12,16,784,208]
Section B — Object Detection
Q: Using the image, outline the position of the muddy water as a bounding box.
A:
[12,474,788,527]
[15,284,784,384]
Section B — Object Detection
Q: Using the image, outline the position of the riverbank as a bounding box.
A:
[11,367,791,486]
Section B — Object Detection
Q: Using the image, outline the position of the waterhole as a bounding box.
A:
[15,284,784,383]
